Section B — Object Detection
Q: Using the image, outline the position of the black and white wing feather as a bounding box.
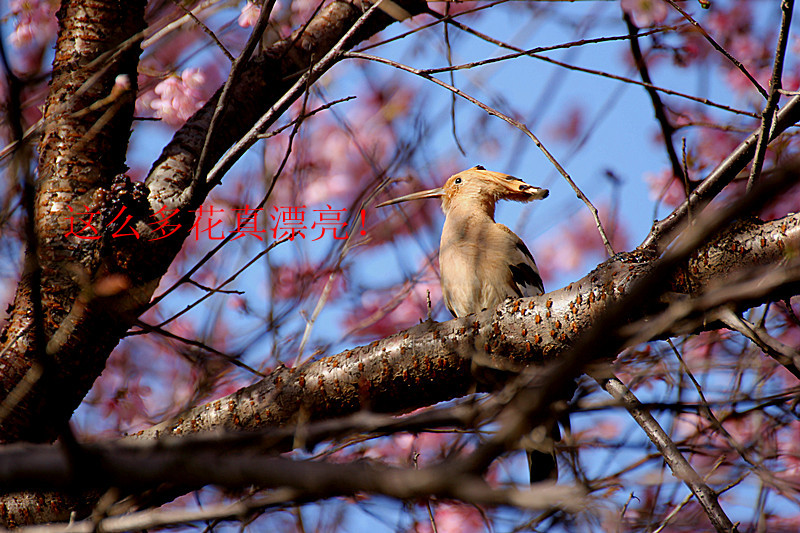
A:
[499,225,544,297]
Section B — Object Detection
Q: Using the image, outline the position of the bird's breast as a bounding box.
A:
[439,218,525,317]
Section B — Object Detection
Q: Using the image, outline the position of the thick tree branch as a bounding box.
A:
[0,439,586,530]
[0,0,146,443]
[144,0,427,218]
[4,203,799,526]
[138,211,800,441]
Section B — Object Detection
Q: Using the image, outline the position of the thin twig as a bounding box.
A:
[681,138,693,227]
[641,94,800,254]
[623,12,685,184]
[293,84,358,364]
[599,374,738,533]
[667,338,763,471]
[443,2,466,156]
[142,0,224,49]
[204,0,390,189]
[194,0,278,191]
[171,0,234,61]
[519,48,756,119]
[345,51,616,256]
[417,17,755,119]
[144,82,312,320]
[717,307,800,381]
[132,320,265,377]
[663,0,768,99]
[149,237,289,330]
[257,96,356,139]
[746,0,794,192]
[146,79,338,313]
[355,0,512,52]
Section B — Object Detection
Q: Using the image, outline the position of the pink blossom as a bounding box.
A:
[645,169,686,207]
[682,330,730,363]
[303,173,355,205]
[537,205,627,282]
[725,66,771,98]
[706,2,752,37]
[550,106,584,143]
[271,263,345,301]
[346,276,442,338]
[777,421,800,482]
[416,503,485,533]
[358,431,460,469]
[621,0,668,27]
[9,0,57,48]
[578,418,624,441]
[238,1,262,28]
[139,68,207,126]
[674,26,712,65]
[101,376,152,426]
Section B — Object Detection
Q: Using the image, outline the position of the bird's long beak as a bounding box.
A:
[376,187,444,207]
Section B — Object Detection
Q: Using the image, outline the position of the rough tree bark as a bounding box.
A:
[135,213,800,440]
[0,0,146,444]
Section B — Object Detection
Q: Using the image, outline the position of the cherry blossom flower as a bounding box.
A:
[620,0,668,27]
[645,169,686,207]
[238,1,262,28]
[346,276,442,339]
[537,205,627,282]
[271,263,345,301]
[137,68,207,126]
[9,0,57,48]
[416,503,485,533]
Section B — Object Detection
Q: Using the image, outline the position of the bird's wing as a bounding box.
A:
[497,224,544,297]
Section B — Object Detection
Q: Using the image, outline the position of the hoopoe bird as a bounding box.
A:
[378,165,559,482]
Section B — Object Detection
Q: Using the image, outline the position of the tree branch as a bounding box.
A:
[137,210,800,441]
[0,0,147,443]
[642,94,800,253]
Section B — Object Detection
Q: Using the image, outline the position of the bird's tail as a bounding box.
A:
[525,422,560,483]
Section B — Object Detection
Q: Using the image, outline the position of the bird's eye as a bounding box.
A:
[454,177,462,185]
[475,165,485,170]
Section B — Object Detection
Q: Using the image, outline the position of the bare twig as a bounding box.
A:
[146,76,330,313]
[204,0,390,189]
[8,489,303,533]
[194,0,278,191]
[148,237,289,330]
[717,307,800,380]
[641,94,800,253]
[443,2,466,156]
[415,19,754,119]
[681,138,693,227]
[0,440,587,513]
[345,51,616,256]
[599,375,738,533]
[623,12,685,184]
[667,338,765,471]
[142,1,225,49]
[746,0,794,191]
[171,0,235,61]
[664,0,768,99]
[132,320,265,377]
